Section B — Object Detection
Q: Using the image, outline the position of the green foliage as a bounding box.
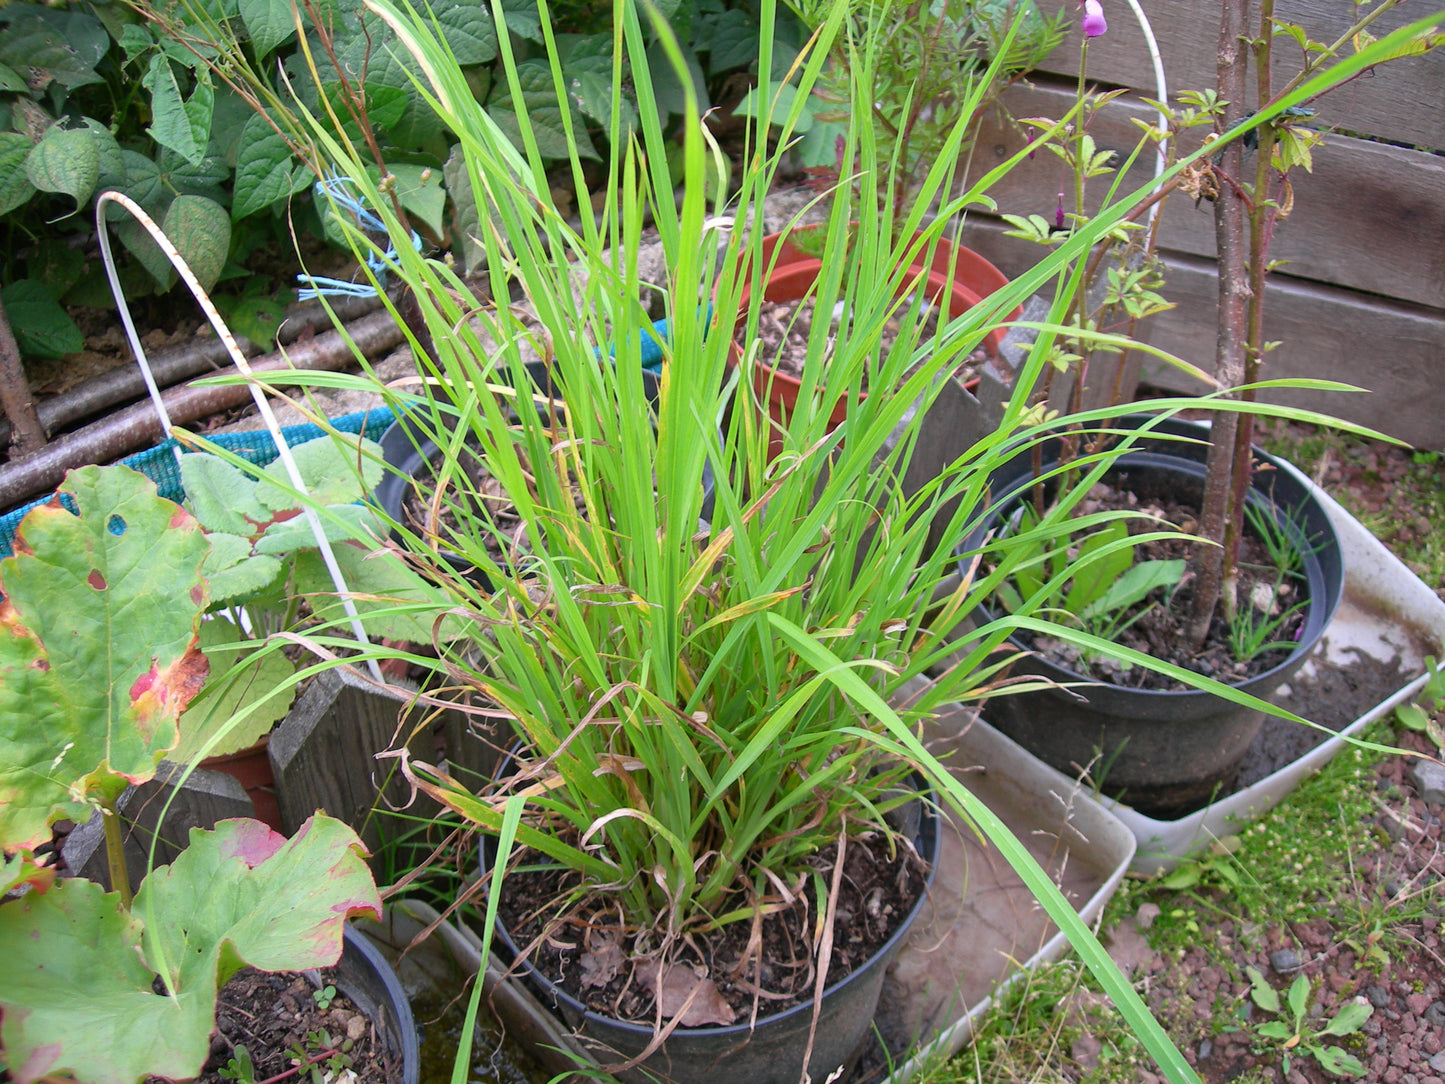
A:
[0,815,380,1084]
[996,509,1187,648]
[0,0,766,358]
[1241,967,1372,1077]
[1395,654,1445,751]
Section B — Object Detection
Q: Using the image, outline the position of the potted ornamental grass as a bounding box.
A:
[260,0,1435,1080]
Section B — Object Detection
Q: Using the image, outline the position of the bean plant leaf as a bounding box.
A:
[238,0,296,57]
[0,62,24,93]
[0,816,379,1084]
[232,113,298,220]
[142,55,214,166]
[432,0,496,64]
[0,12,105,90]
[0,279,83,358]
[0,466,210,850]
[389,162,446,237]
[25,126,99,208]
[163,194,231,292]
[0,132,37,217]
[708,8,760,69]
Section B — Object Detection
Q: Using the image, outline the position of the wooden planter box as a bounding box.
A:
[63,667,500,888]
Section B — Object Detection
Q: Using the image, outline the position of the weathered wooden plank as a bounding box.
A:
[61,765,254,893]
[268,668,435,855]
[1035,0,1445,151]
[954,217,1445,449]
[970,81,1445,309]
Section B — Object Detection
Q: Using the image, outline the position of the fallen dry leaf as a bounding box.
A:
[636,957,736,1026]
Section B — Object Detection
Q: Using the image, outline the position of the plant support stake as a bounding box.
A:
[95,190,384,684]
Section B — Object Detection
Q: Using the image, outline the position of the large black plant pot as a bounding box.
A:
[481,775,941,1084]
[337,924,420,1084]
[967,415,1345,818]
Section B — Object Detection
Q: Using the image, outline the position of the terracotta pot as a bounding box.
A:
[202,735,283,832]
[735,227,1018,459]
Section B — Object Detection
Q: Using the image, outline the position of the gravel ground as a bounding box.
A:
[1086,728,1445,1084]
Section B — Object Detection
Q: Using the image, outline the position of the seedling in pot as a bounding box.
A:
[995,508,1185,667]
[0,464,382,1084]
[1235,967,1372,1078]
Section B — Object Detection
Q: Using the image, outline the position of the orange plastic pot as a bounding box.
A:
[735,228,1018,459]
[202,735,283,831]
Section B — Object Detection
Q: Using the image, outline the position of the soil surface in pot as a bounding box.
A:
[173,967,395,1084]
[1003,479,1311,692]
[755,297,986,393]
[492,828,927,1027]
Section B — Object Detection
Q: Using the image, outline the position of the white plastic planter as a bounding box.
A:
[1020,470,1445,877]
[882,707,1136,1083]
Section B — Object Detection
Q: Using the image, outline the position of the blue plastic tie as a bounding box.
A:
[299,176,423,300]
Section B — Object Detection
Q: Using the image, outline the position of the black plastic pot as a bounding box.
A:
[481,774,941,1084]
[965,414,1345,818]
[335,924,420,1084]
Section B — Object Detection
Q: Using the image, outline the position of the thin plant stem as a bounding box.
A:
[102,805,133,909]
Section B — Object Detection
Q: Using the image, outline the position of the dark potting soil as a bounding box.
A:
[170,967,393,1084]
[754,297,986,393]
[1011,480,1307,692]
[490,828,928,1029]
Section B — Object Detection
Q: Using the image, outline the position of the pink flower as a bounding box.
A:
[1081,0,1107,37]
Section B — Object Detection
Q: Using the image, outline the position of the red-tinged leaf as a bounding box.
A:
[0,877,212,1084]
[0,815,379,1084]
[0,466,210,849]
[136,814,381,987]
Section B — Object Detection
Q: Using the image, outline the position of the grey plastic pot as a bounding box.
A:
[336,924,420,1084]
[964,414,1345,818]
[481,774,942,1084]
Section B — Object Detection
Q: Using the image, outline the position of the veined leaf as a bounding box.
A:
[26,126,99,208]
[0,467,209,849]
[238,0,296,57]
[232,113,298,220]
[163,194,230,292]
[0,816,378,1084]
[0,279,83,358]
[1247,967,1281,1014]
[142,56,213,166]
[171,620,295,762]
[0,132,36,217]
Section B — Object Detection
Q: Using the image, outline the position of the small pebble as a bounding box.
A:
[1413,761,1445,806]
[1427,1002,1445,1027]
[1198,1038,1213,1060]
[1368,985,1395,1009]
[1270,948,1302,973]
[1430,1052,1445,1073]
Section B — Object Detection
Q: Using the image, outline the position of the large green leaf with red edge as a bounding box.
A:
[0,466,210,849]
[0,814,380,1084]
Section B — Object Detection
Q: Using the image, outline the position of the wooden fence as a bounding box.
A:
[953,0,1445,449]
